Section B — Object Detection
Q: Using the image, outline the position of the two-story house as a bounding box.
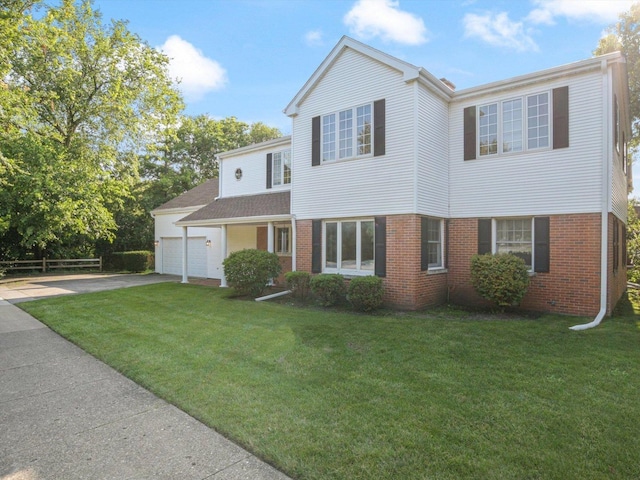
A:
[154,36,631,319]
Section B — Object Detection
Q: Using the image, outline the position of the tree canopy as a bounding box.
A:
[0,0,183,258]
[595,2,640,150]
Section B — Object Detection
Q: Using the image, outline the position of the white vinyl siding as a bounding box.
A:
[416,83,449,217]
[450,72,604,218]
[291,48,416,220]
[220,142,292,197]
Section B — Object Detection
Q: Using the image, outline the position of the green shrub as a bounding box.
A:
[347,275,384,312]
[223,249,282,297]
[470,253,530,309]
[310,274,347,307]
[109,251,154,272]
[285,271,311,300]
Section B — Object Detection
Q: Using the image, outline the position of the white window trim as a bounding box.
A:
[321,103,373,164]
[427,218,445,271]
[492,217,535,272]
[477,90,552,158]
[272,149,291,187]
[275,225,291,256]
[322,218,375,276]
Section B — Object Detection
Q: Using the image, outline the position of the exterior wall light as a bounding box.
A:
[154,240,159,248]
[206,239,212,247]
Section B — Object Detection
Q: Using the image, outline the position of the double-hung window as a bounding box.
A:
[272,150,291,186]
[324,219,374,274]
[478,92,549,157]
[421,217,444,270]
[495,218,532,268]
[275,226,291,255]
[322,104,372,162]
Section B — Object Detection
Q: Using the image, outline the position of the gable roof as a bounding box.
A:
[284,36,453,117]
[151,178,219,213]
[176,191,290,226]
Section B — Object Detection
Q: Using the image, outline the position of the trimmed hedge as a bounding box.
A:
[347,276,384,312]
[310,274,347,306]
[108,251,154,272]
[470,253,530,309]
[285,271,311,300]
[223,249,282,297]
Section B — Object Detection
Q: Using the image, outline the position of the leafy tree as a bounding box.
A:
[0,0,183,258]
[595,3,640,151]
[627,198,640,282]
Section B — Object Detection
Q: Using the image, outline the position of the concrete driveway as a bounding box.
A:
[0,273,179,304]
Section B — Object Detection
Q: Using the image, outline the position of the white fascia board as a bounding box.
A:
[217,135,292,160]
[284,36,422,117]
[176,214,292,227]
[150,205,205,217]
[452,52,623,103]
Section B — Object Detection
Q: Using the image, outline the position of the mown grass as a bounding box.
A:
[20,284,640,480]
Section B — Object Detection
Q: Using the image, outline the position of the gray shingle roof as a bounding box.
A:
[153,178,220,211]
[180,191,290,223]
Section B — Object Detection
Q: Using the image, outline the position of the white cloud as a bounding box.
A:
[305,30,324,46]
[463,12,539,52]
[158,35,227,101]
[527,0,635,25]
[343,0,428,45]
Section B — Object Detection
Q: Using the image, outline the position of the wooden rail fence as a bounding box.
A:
[0,257,102,273]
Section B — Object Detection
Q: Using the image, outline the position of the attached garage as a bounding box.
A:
[160,237,207,277]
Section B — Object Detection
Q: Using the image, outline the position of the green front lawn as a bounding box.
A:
[21,284,640,479]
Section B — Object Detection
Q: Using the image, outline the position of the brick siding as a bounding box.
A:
[295,212,627,317]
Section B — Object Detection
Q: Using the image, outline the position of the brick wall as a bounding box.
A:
[295,213,623,317]
[448,213,612,317]
[296,215,448,309]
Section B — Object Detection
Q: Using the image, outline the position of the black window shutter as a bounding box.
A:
[311,220,322,273]
[374,216,386,277]
[420,217,428,271]
[266,153,272,189]
[373,99,386,157]
[534,217,550,273]
[478,219,491,254]
[312,116,320,166]
[552,86,569,149]
[464,106,476,161]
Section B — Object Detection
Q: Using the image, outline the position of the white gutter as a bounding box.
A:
[570,59,611,331]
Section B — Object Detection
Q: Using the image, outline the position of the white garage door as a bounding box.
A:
[161,237,207,278]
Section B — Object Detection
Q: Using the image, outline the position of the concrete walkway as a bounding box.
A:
[0,275,292,480]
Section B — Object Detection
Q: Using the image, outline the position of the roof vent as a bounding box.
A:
[440,78,456,91]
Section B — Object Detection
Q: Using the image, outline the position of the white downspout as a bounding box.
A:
[291,215,297,271]
[181,226,189,284]
[570,60,610,331]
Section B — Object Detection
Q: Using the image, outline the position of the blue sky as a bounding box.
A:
[91,0,636,185]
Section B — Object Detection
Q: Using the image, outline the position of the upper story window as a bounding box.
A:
[322,104,372,162]
[465,87,566,161]
[312,99,385,166]
[273,150,291,186]
[478,92,548,157]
